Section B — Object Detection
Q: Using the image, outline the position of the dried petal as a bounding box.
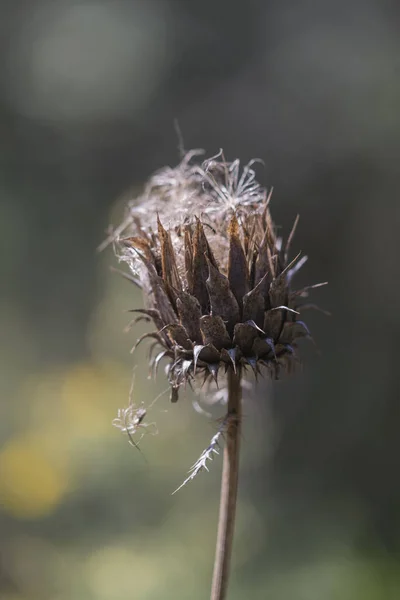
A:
[206,259,240,335]
[254,233,271,289]
[132,248,178,327]
[207,363,219,385]
[176,292,203,344]
[279,320,311,344]
[200,315,231,350]
[193,344,221,372]
[157,216,182,292]
[252,336,276,359]
[242,274,269,327]
[233,322,260,356]
[181,359,193,379]
[220,347,238,372]
[228,213,249,307]
[263,308,284,341]
[269,275,288,308]
[191,219,212,311]
[123,236,154,264]
[184,226,194,291]
[164,324,192,350]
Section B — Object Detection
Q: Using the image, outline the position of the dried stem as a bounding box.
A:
[210,369,242,600]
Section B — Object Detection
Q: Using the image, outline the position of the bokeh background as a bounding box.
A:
[1,1,399,598]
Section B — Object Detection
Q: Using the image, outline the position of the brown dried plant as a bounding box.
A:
[105,150,326,600]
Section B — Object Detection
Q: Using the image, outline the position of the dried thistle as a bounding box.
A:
[112,150,325,399]
[107,150,326,600]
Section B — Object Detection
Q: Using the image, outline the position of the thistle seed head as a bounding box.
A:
[114,151,326,402]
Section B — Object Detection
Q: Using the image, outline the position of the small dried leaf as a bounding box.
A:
[206,259,240,335]
[269,275,288,308]
[220,347,238,372]
[157,216,182,292]
[193,345,205,373]
[254,232,271,290]
[164,324,192,350]
[263,205,277,248]
[176,293,203,344]
[200,315,231,350]
[279,320,311,344]
[122,236,153,261]
[181,359,193,379]
[244,356,258,377]
[132,249,178,327]
[228,213,249,307]
[233,322,260,356]
[191,219,212,311]
[193,344,221,372]
[242,273,269,326]
[252,336,276,359]
[263,308,284,341]
[207,363,219,386]
[275,343,295,357]
[184,226,194,291]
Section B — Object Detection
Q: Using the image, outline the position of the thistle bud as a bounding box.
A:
[115,151,325,402]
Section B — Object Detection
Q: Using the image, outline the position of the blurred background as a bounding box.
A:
[1,1,399,598]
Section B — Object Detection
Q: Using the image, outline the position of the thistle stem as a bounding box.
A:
[210,369,242,600]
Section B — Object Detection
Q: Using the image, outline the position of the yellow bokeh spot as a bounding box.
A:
[85,542,190,599]
[19,360,131,441]
[60,362,129,437]
[0,435,69,519]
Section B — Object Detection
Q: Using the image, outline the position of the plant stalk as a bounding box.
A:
[210,369,242,600]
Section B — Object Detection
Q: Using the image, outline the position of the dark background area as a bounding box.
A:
[0,1,399,598]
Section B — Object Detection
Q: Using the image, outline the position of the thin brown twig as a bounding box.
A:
[210,369,242,600]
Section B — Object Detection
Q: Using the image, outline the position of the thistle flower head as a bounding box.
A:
[114,151,325,402]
